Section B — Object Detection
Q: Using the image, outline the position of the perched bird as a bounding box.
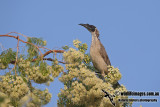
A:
[79,24,120,88]
[79,24,111,76]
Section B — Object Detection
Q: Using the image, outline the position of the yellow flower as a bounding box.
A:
[73,40,81,48]
[43,40,47,46]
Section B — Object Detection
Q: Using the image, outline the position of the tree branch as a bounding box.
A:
[0,34,43,56]
[0,33,65,65]
[1,33,66,66]
[5,32,28,39]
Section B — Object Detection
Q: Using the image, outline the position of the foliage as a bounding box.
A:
[58,40,131,107]
[0,36,132,107]
[105,66,122,85]
[0,75,29,106]
[26,88,52,106]
[62,45,69,50]
[26,37,46,59]
[0,48,16,69]
[0,37,56,107]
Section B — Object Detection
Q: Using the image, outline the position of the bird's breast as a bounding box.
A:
[90,43,108,73]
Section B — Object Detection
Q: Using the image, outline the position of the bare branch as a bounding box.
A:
[0,43,5,51]
[6,32,28,39]
[43,50,64,57]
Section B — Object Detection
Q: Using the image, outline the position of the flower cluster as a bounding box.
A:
[19,60,51,83]
[18,58,63,84]
[43,40,47,46]
[84,54,91,64]
[73,40,81,48]
[51,60,64,77]
[63,48,84,66]
[73,40,88,53]
[0,92,11,107]
[26,88,52,107]
[105,65,122,84]
[59,63,129,106]
[0,61,7,69]
[0,75,29,101]
[78,43,88,53]
[58,40,131,107]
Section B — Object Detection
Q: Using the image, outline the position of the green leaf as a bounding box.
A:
[62,45,69,50]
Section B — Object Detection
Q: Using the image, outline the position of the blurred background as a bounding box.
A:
[0,0,160,107]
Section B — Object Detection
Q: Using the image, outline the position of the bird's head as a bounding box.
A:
[79,23,99,38]
[79,24,96,32]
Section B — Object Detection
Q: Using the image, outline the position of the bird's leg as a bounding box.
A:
[101,71,106,81]
[101,71,106,77]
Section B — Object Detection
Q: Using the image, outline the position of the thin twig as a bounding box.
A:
[6,32,28,39]
[38,46,51,51]
[0,43,5,51]
[42,58,66,64]
[32,50,64,63]
[11,36,20,75]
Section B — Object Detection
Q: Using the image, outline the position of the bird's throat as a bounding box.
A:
[91,32,99,45]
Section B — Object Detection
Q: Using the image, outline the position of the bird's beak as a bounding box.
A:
[79,24,90,31]
[79,23,87,27]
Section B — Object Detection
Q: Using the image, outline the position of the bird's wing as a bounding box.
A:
[99,42,111,65]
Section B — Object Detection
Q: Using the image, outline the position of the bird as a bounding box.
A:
[79,23,120,89]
